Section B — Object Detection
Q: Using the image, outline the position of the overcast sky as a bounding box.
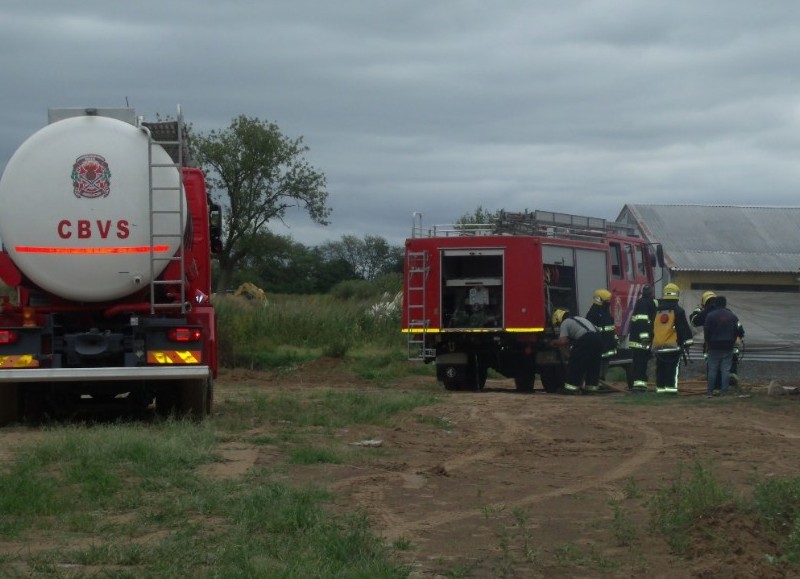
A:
[2,1,800,247]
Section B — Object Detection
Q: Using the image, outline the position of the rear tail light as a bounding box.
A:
[22,307,36,327]
[0,330,19,345]
[167,328,202,342]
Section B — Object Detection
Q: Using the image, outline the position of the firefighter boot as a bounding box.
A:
[632,380,648,393]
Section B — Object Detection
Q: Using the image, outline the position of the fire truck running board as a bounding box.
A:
[0,366,211,383]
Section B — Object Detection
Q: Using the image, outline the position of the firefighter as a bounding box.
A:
[550,308,603,394]
[689,291,717,327]
[627,285,658,392]
[690,290,743,388]
[652,283,694,394]
[585,288,617,385]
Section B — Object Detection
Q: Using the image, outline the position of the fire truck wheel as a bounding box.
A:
[539,365,565,393]
[180,377,209,420]
[514,356,536,392]
[0,383,21,426]
[155,382,180,417]
[206,377,214,415]
[514,374,534,392]
[475,358,488,391]
[442,379,461,391]
[464,355,486,391]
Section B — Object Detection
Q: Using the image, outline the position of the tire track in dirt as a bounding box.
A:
[329,396,564,534]
[740,407,800,440]
[379,414,664,541]
[328,395,664,542]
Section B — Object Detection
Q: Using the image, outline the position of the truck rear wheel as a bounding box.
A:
[0,383,21,426]
[180,377,209,420]
[442,379,461,391]
[155,382,180,417]
[539,365,565,393]
[514,355,536,392]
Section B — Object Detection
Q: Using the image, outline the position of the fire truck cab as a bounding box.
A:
[403,210,663,392]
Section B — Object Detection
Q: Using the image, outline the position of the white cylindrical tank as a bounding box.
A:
[0,115,186,302]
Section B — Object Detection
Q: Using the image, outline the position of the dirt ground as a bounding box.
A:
[213,364,800,578]
[3,364,800,578]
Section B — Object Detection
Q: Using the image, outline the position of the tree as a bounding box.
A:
[194,116,331,291]
[318,235,403,281]
[456,205,501,226]
[232,231,356,294]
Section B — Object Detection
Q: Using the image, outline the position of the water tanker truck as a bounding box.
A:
[0,106,222,424]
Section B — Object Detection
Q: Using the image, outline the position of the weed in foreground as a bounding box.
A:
[648,459,731,553]
[610,500,638,547]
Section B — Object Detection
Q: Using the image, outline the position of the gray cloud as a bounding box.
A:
[2,1,800,247]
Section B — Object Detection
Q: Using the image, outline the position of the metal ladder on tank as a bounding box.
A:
[146,105,187,315]
[406,250,434,361]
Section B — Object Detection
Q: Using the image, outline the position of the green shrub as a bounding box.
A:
[648,459,731,552]
[214,293,405,370]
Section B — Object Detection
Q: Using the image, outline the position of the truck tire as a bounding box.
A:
[514,355,536,392]
[180,377,209,420]
[539,365,565,393]
[206,377,214,416]
[442,379,461,391]
[155,382,180,417]
[0,383,20,426]
[462,355,486,392]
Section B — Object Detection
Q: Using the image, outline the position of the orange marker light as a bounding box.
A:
[22,307,36,327]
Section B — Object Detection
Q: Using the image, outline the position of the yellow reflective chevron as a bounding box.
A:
[0,354,39,368]
[147,351,201,364]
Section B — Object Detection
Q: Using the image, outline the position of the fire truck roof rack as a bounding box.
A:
[412,210,639,241]
[494,210,639,241]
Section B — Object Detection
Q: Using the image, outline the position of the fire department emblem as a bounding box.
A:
[71,154,111,199]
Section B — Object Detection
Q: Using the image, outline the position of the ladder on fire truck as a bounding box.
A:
[406,249,434,360]
[407,214,435,360]
[144,105,188,315]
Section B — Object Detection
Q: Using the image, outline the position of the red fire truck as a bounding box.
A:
[0,106,221,424]
[402,210,663,392]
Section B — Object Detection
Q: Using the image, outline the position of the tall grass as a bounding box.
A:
[215,292,404,370]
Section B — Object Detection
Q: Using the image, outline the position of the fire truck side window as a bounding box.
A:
[624,244,635,281]
[635,245,646,277]
[610,243,622,279]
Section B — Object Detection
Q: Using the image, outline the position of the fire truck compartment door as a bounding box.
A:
[542,246,574,266]
[575,248,609,311]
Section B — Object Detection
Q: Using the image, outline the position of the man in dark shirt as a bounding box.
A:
[703,295,744,397]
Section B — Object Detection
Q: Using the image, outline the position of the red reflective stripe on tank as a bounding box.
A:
[14,245,171,254]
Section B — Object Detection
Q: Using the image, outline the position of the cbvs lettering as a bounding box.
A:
[57,219,130,239]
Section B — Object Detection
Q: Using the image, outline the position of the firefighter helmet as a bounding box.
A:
[662,283,680,300]
[551,308,569,327]
[701,290,717,307]
[592,288,612,305]
[641,285,653,298]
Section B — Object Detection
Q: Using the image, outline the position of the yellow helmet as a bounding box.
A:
[662,283,680,300]
[592,289,611,305]
[701,291,717,307]
[551,308,569,327]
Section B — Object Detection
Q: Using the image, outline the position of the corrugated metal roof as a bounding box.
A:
[618,205,800,273]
